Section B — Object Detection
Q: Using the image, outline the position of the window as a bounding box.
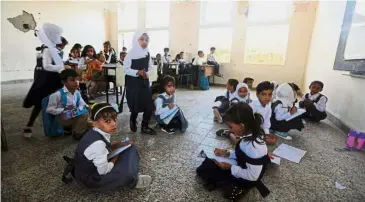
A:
[200,1,233,26]
[198,28,233,63]
[145,1,170,57]
[148,30,169,57]
[118,32,134,52]
[244,1,292,65]
[199,1,233,63]
[118,2,138,30]
[145,1,170,28]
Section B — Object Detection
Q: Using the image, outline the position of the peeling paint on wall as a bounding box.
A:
[7,10,37,32]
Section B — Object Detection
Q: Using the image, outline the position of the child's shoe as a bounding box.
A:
[161,126,175,135]
[141,125,156,135]
[356,132,365,151]
[213,109,223,124]
[135,175,152,189]
[216,129,230,137]
[274,131,292,140]
[346,130,358,148]
[23,128,32,138]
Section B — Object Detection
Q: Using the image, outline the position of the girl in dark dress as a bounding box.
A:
[23,23,69,138]
[122,30,156,135]
[197,103,271,201]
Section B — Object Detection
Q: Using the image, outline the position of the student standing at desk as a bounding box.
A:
[193,51,209,90]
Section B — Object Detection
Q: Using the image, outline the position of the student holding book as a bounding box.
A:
[197,103,271,201]
[154,76,188,134]
[270,83,305,140]
[123,30,156,135]
[299,80,327,122]
[62,103,152,190]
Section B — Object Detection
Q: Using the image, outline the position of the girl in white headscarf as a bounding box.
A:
[23,23,70,138]
[122,30,156,135]
[230,83,251,103]
[213,83,251,124]
[270,83,304,140]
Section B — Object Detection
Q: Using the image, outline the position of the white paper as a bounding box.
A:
[204,150,237,165]
[335,182,346,190]
[273,144,306,163]
[159,106,178,120]
[270,156,281,165]
[68,59,79,64]
[285,108,306,121]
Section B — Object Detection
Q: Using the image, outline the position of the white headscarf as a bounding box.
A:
[35,23,64,66]
[126,29,150,60]
[230,83,249,102]
[274,83,296,108]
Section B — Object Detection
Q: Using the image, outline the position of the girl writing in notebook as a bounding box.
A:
[66,103,151,190]
[270,83,304,140]
[197,103,270,201]
[154,76,188,134]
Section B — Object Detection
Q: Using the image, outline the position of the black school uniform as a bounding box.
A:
[23,47,63,108]
[299,93,327,122]
[125,53,154,122]
[270,100,304,132]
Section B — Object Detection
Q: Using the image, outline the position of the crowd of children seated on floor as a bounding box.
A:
[23,24,331,201]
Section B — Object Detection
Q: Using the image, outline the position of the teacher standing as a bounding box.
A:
[123,30,156,135]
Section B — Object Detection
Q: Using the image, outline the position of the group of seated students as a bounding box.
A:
[66,42,127,102]
[151,47,223,91]
[213,77,327,141]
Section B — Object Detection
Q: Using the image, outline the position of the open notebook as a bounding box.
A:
[107,138,131,160]
[285,108,306,121]
[203,150,237,165]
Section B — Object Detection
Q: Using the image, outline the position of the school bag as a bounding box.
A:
[42,88,87,137]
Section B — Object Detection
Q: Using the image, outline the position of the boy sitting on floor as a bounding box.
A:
[46,69,89,139]
[299,80,327,122]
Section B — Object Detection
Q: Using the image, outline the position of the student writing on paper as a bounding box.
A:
[154,76,188,134]
[270,83,304,140]
[197,103,271,201]
[62,103,152,190]
[299,80,327,122]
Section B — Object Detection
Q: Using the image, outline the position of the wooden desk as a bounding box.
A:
[169,62,180,75]
[200,64,215,84]
[103,64,119,104]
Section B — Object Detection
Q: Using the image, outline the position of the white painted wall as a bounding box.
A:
[1,1,109,81]
[304,0,365,131]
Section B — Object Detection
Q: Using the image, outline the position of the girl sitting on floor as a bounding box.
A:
[299,80,327,122]
[270,83,304,140]
[62,103,151,190]
[154,76,188,134]
[214,82,250,124]
[197,102,271,201]
[213,79,239,123]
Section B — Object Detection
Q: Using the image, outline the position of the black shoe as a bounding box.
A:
[23,128,32,138]
[141,126,156,135]
[161,127,175,135]
[130,121,137,132]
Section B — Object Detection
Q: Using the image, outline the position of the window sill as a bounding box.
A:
[342,72,365,79]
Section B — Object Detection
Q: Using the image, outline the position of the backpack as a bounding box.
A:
[41,88,86,137]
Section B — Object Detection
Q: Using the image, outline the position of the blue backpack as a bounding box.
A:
[41,88,87,137]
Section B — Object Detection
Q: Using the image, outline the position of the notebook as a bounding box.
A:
[285,108,306,121]
[203,150,237,165]
[273,143,306,163]
[107,138,131,159]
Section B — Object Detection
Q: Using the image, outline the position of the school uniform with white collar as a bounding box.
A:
[250,99,271,134]
[46,86,89,137]
[72,127,140,191]
[270,83,304,133]
[123,30,155,134]
[299,93,327,122]
[154,92,188,133]
[207,52,220,74]
[197,135,271,199]
[230,83,251,104]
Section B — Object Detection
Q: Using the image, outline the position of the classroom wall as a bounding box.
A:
[303,0,365,131]
[167,1,317,87]
[1,1,109,82]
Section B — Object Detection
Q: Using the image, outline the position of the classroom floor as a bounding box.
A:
[1,82,365,202]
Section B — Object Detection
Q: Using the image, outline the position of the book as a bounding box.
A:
[285,108,306,121]
[203,149,237,165]
[107,138,131,159]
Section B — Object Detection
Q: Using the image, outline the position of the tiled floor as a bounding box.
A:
[2,82,365,202]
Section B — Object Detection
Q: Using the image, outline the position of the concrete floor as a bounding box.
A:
[1,82,365,202]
